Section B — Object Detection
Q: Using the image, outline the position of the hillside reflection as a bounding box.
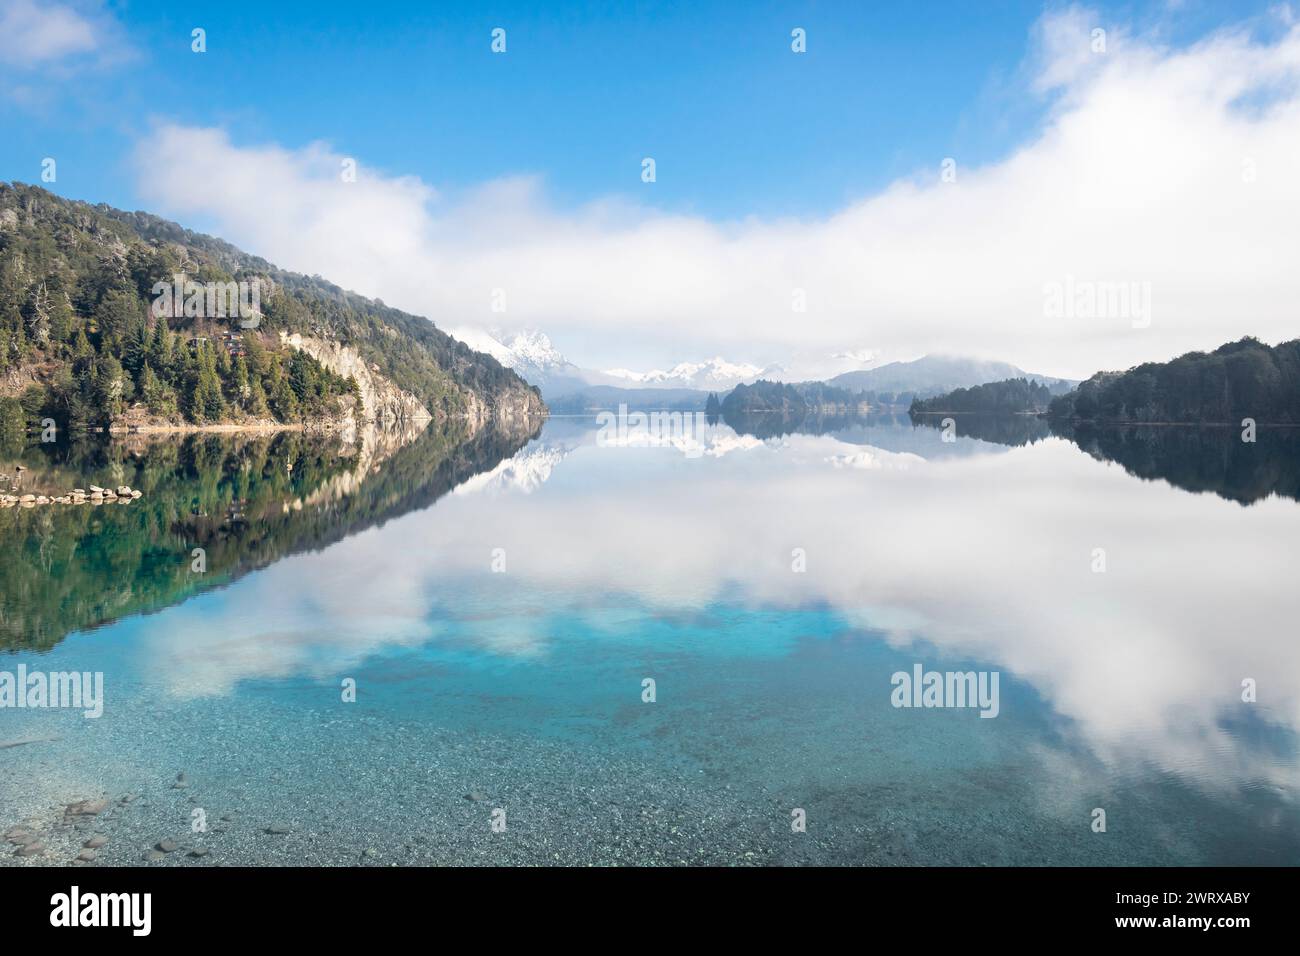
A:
[0,418,540,650]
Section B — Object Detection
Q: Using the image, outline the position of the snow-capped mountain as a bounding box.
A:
[452,444,571,496]
[453,328,592,397]
[451,327,1068,407]
[491,329,570,374]
[453,327,783,397]
[601,357,784,392]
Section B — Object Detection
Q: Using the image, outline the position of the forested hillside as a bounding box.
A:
[909,378,1053,415]
[1047,338,1300,423]
[0,183,542,432]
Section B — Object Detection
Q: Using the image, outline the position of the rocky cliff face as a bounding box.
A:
[281,333,431,425]
[300,417,435,506]
[462,382,547,439]
[282,331,545,440]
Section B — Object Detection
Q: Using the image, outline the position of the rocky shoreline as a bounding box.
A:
[104,421,316,435]
[0,481,142,508]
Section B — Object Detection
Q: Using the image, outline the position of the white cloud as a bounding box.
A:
[133,429,1300,789]
[1031,4,1118,92]
[132,7,1300,380]
[830,348,876,365]
[0,0,126,69]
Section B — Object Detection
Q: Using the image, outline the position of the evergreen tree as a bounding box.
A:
[269,372,299,421]
[247,375,270,419]
[94,354,129,420]
[93,288,143,352]
[123,321,151,379]
[230,355,252,410]
[72,327,93,360]
[139,362,176,417]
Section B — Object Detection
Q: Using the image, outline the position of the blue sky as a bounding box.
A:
[3,0,1299,377]
[2,0,1275,219]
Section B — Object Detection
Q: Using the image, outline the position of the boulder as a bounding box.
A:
[65,798,110,817]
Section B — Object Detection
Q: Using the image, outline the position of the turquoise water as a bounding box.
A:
[2,418,1298,865]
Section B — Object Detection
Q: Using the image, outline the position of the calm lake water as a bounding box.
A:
[2,415,1298,866]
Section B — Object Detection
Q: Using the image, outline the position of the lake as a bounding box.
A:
[2,414,1298,866]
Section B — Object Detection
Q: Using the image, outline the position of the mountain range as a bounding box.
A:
[467,328,1075,408]
[460,328,784,397]
[827,355,1075,396]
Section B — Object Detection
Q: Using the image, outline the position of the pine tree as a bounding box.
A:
[247,375,270,419]
[269,373,299,422]
[191,344,226,422]
[123,321,151,378]
[94,354,128,420]
[72,327,93,361]
[93,288,143,352]
[231,355,251,410]
[150,316,173,377]
[139,361,176,416]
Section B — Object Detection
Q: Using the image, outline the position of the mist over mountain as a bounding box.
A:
[828,355,1075,397]
[461,327,1074,411]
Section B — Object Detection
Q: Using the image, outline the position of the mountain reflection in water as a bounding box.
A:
[0,418,541,651]
[2,414,1298,865]
[903,412,1300,505]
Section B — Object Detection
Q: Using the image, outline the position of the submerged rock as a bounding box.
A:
[65,798,109,817]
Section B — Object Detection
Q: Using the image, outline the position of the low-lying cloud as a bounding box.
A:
[132,6,1300,380]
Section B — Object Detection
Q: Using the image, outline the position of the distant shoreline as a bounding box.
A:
[910,412,1300,428]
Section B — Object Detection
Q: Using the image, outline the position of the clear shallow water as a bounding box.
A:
[2,417,1299,865]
